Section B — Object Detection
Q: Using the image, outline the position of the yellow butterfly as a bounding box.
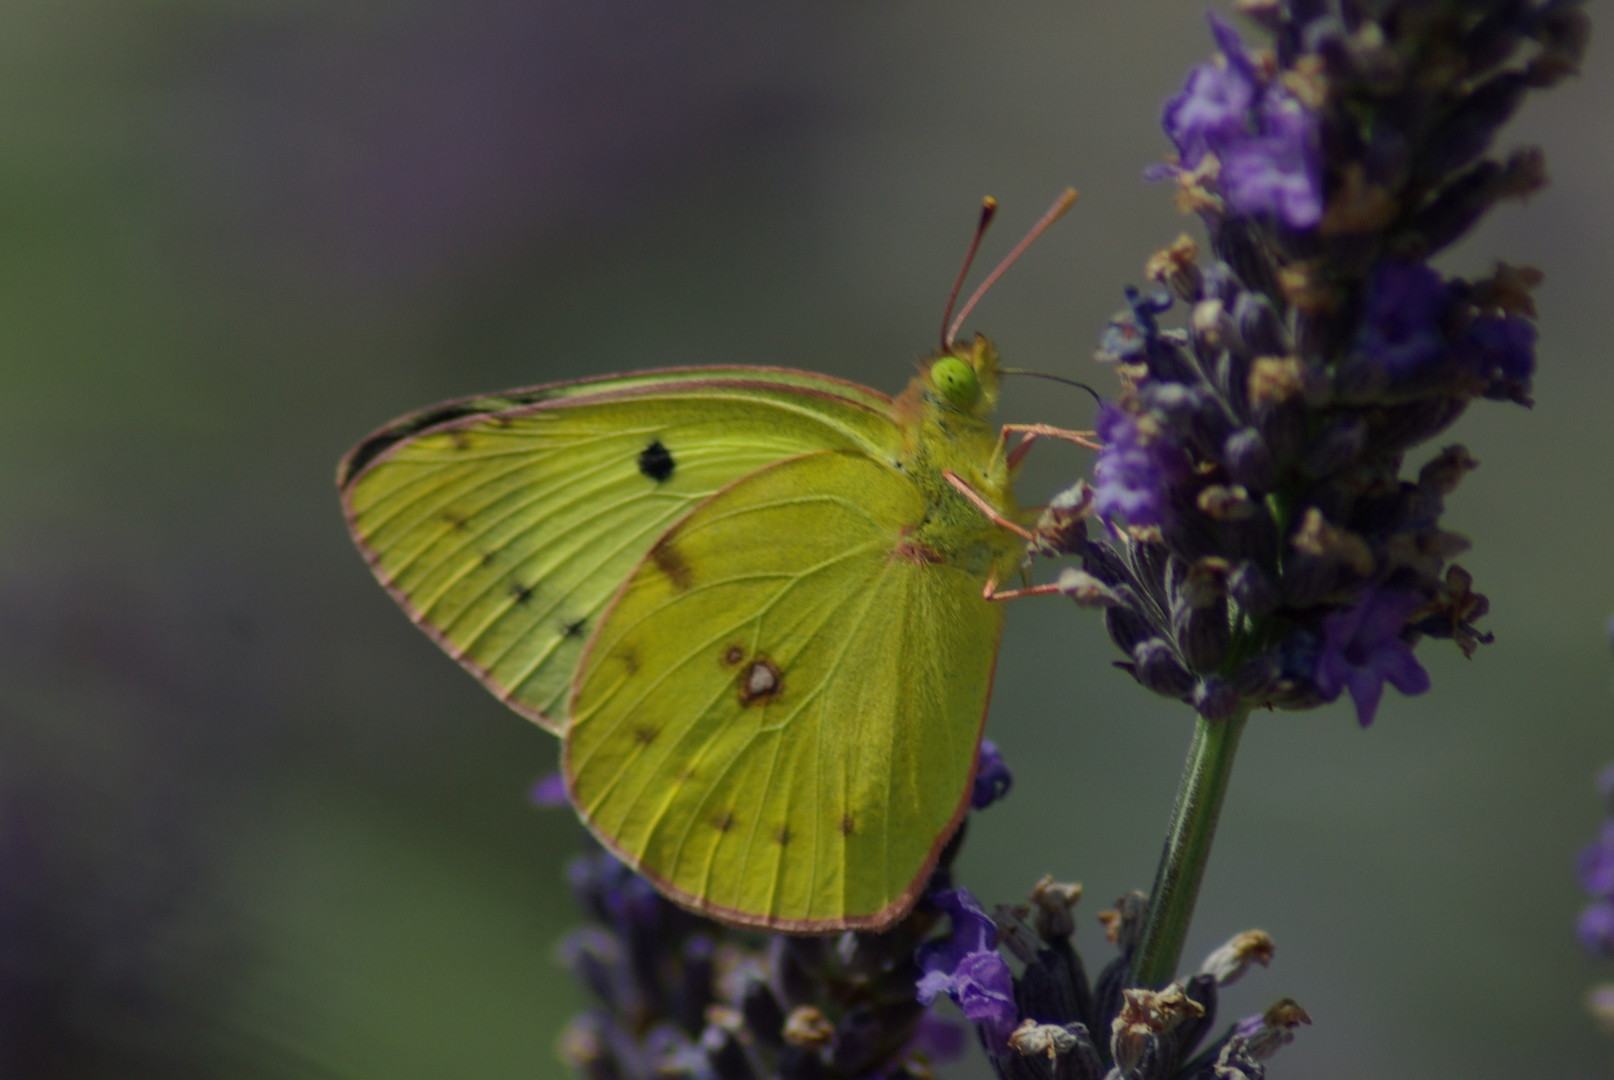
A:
[337,194,1079,932]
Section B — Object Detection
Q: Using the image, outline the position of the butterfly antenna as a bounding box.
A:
[945,188,1078,349]
[998,367,1105,407]
[940,196,999,350]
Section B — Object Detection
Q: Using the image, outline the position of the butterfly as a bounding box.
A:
[336,193,1081,932]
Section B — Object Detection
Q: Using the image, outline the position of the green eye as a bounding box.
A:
[930,356,980,409]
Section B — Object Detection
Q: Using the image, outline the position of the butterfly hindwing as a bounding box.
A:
[565,449,1003,931]
[340,370,900,732]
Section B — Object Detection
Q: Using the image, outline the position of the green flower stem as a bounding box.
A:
[1128,706,1250,989]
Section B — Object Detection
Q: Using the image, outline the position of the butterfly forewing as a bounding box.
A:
[340,372,899,732]
[565,450,1003,931]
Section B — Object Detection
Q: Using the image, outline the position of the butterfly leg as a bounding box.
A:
[943,470,1035,541]
[946,469,1091,603]
[1001,423,1102,471]
[980,573,1069,602]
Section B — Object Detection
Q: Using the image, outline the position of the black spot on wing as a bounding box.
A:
[508,581,535,605]
[562,617,589,639]
[638,440,675,483]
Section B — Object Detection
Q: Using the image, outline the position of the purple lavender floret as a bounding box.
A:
[1581,771,1614,958]
[1219,87,1323,228]
[1462,313,1537,403]
[915,888,1019,1049]
[529,771,569,807]
[1577,758,1614,960]
[1159,14,1323,228]
[1354,262,1454,380]
[1092,402,1185,529]
[1580,822,1614,896]
[1162,15,1259,169]
[1581,900,1614,957]
[971,739,1013,810]
[1313,590,1432,727]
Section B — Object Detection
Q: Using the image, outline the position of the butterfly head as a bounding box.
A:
[923,335,1001,419]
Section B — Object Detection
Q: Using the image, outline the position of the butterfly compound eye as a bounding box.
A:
[930,355,981,409]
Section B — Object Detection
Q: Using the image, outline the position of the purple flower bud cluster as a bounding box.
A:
[558,847,965,1080]
[913,884,1303,1079]
[1067,0,1582,726]
[553,739,1016,1079]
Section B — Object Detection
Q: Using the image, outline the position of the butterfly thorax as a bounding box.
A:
[891,337,1024,580]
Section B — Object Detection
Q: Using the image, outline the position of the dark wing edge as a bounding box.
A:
[336,366,894,490]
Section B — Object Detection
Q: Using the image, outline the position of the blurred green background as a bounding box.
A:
[1,2,1610,1077]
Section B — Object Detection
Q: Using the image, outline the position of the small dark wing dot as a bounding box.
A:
[508,581,535,604]
[561,617,589,639]
[712,812,736,833]
[632,725,658,746]
[774,825,792,847]
[839,814,855,837]
[638,440,676,483]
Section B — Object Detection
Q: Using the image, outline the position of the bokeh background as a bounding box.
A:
[2,2,1610,1077]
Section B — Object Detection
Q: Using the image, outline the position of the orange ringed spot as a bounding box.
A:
[737,657,783,706]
